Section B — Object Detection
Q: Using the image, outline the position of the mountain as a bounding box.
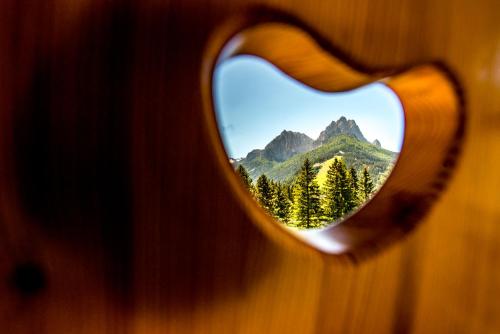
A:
[314,116,367,146]
[262,130,313,162]
[236,130,314,178]
[236,117,397,183]
[372,139,381,148]
[264,134,396,182]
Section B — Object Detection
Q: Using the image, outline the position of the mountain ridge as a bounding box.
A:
[235,117,397,183]
[314,116,367,146]
[264,134,396,182]
[262,130,313,162]
[241,117,367,162]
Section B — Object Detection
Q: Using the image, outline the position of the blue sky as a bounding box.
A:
[213,55,404,158]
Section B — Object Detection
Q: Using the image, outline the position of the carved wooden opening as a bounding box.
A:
[202,13,464,259]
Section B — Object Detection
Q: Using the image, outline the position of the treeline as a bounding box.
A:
[236,158,374,229]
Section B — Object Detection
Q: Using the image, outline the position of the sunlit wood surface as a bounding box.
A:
[0,0,499,333]
[207,22,462,258]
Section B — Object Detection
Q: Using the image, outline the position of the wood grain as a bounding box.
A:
[0,0,498,333]
[205,20,462,258]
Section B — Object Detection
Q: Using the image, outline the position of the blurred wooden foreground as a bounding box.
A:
[0,0,499,333]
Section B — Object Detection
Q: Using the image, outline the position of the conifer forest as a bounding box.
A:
[236,157,379,229]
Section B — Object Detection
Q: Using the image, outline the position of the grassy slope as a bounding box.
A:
[264,135,397,182]
[315,156,340,188]
[240,155,277,179]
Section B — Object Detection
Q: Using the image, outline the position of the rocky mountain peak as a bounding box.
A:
[314,117,367,146]
[262,130,314,162]
[245,148,263,161]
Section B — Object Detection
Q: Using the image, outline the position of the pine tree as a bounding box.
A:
[293,158,323,228]
[323,158,357,221]
[286,183,295,203]
[360,167,374,201]
[236,164,253,193]
[269,179,278,213]
[337,159,356,214]
[324,158,341,220]
[256,174,274,213]
[348,166,360,208]
[273,183,291,223]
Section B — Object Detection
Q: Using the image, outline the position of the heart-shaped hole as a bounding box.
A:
[215,55,403,229]
[202,12,464,259]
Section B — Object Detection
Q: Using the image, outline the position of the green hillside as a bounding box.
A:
[242,134,397,183]
[316,156,341,188]
[238,155,277,179]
